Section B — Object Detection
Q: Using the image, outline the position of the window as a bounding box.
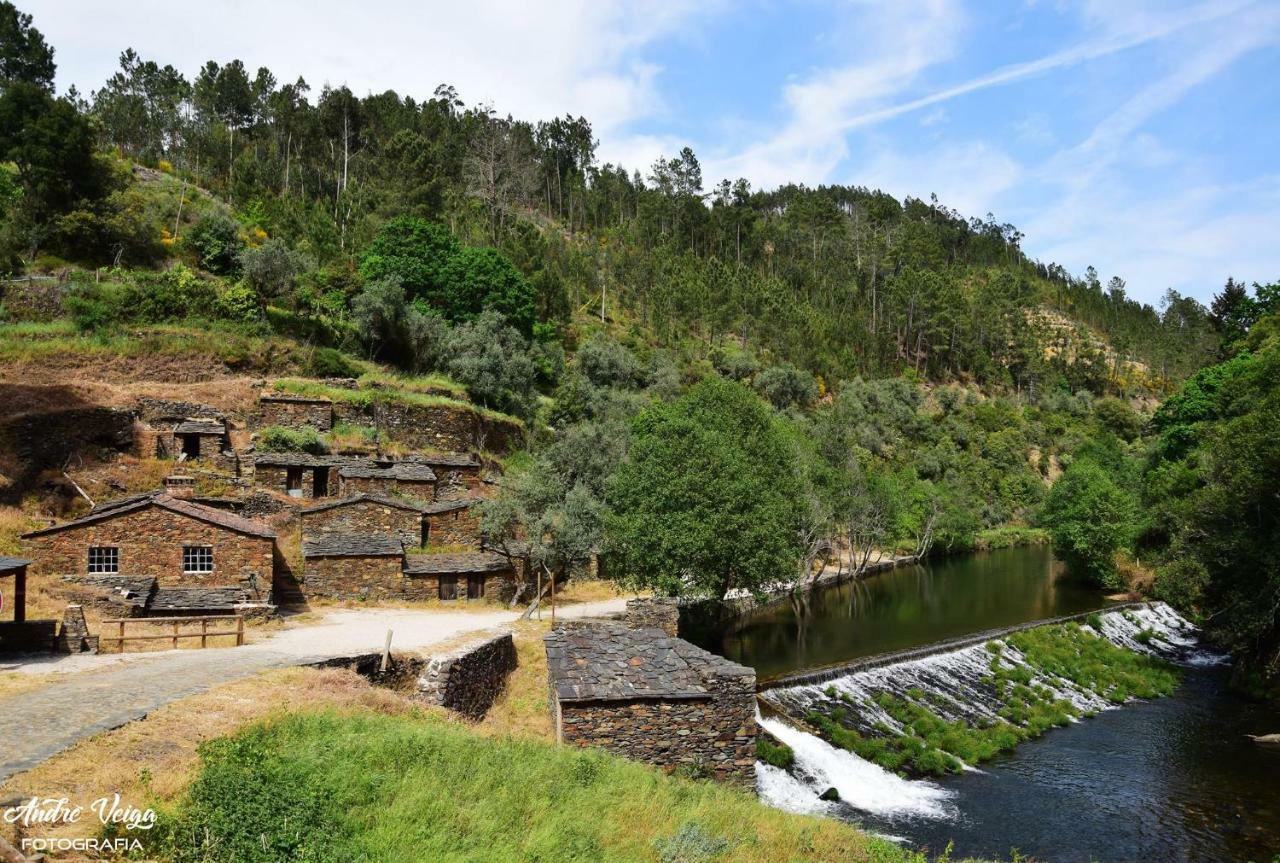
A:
[88,546,119,574]
[183,545,214,574]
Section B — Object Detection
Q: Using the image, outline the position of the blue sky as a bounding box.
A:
[31,0,1280,305]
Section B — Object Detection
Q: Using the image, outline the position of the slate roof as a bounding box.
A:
[174,420,225,435]
[0,556,31,573]
[420,453,480,469]
[339,463,437,482]
[259,393,331,404]
[148,586,249,611]
[303,533,404,558]
[300,492,428,515]
[253,452,350,468]
[22,493,277,539]
[422,497,476,515]
[544,621,755,704]
[403,551,510,575]
[74,571,156,604]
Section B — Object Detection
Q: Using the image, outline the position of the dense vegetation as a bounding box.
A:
[2,4,1276,674]
[146,709,950,863]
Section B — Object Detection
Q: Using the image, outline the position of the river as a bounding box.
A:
[690,545,1280,863]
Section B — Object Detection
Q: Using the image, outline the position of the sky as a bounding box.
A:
[27,0,1280,306]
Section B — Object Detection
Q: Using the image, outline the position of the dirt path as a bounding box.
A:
[0,597,629,783]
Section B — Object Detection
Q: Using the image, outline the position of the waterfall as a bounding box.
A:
[756,602,1218,821]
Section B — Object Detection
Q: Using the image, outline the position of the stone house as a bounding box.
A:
[301,533,408,600]
[21,492,277,615]
[301,493,426,548]
[338,461,436,501]
[402,551,512,600]
[422,498,481,547]
[253,452,345,499]
[420,453,482,499]
[256,393,333,431]
[544,606,757,786]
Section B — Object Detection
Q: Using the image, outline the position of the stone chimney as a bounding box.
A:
[625,597,680,637]
[163,475,196,499]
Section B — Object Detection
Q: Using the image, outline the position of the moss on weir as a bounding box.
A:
[804,622,1181,777]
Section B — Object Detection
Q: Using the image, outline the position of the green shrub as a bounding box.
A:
[653,823,729,863]
[258,425,328,455]
[756,737,795,769]
[306,347,361,378]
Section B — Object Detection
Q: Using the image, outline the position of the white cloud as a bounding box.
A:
[29,0,716,136]
[857,140,1023,217]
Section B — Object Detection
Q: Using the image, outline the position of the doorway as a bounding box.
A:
[438,576,458,601]
[466,575,484,600]
[179,434,200,459]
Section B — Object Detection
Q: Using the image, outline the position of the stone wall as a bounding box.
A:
[301,555,406,601]
[24,506,274,599]
[0,407,136,503]
[331,401,522,454]
[625,597,680,636]
[415,632,517,719]
[556,675,757,785]
[424,505,481,547]
[302,500,422,548]
[339,474,435,503]
[256,396,333,431]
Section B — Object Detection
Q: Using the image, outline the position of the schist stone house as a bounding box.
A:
[301,536,513,601]
[253,454,443,502]
[423,498,481,547]
[544,602,757,785]
[403,551,511,600]
[338,461,437,501]
[21,492,277,615]
[301,492,427,548]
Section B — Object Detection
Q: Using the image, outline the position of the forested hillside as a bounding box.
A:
[1,3,1275,678]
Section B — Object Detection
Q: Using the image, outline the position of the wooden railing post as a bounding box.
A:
[172,619,179,650]
[118,620,125,653]
[236,616,244,646]
[200,617,208,649]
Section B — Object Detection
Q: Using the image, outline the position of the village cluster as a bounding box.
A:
[1,384,518,652]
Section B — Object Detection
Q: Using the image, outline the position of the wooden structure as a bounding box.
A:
[100,614,245,652]
[0,557,29,622]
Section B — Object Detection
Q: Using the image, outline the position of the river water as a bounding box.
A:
[691,546,1280,863]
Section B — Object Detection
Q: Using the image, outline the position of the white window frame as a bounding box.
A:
[182,545,214,574]
[88,546,119,574]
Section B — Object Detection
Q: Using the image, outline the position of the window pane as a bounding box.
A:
[88,546,119,574]
[182,545,213,573]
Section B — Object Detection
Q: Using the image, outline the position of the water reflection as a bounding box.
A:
[690,545,1111,679]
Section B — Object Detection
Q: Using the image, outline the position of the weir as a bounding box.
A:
[755,602,1220,818]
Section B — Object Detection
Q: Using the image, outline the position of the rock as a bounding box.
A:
[819,787,840,802]
[1246,733,1280,747]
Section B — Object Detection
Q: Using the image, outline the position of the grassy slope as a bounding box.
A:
[150,708,945,863]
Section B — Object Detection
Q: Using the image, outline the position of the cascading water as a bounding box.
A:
[756,602,1220,825]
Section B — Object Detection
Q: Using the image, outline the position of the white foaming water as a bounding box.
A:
[758,715,955,821]
[756,603,1213,824]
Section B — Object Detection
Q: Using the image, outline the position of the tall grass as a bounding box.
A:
[147,709,943,863]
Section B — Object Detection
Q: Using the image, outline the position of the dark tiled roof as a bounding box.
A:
[259,393,332,404]
[339,463,437,482]
[300,493,427,515]
[22,494,276,540]
[148,586,249,611]
[544,621,755,703]
[303,533,404,558]
[0,556,31,572]
[254,452,350,468]
[71,575,156,607]
[423,498,477,515]
[173,420,225,435]
[403,551,510,575]
[420,453,480,469]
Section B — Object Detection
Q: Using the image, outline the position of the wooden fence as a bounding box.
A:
[99,615,245,652]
